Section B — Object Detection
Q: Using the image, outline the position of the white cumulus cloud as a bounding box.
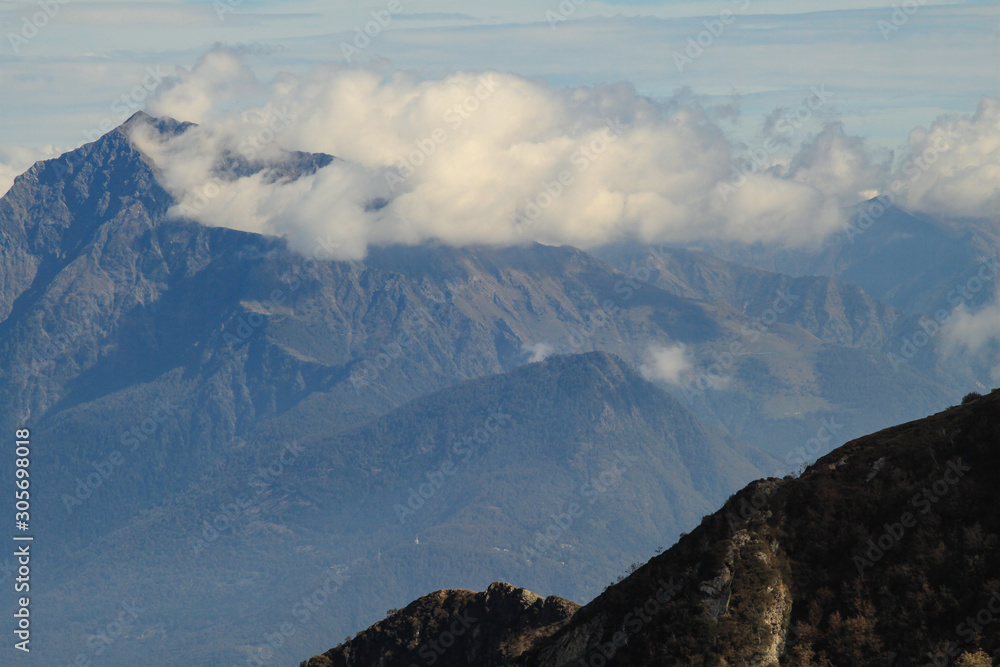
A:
[896,97,1000,221]
[942,289,1000,381]
[639,343,693,385]
[129,50,992,260]
[146,49,260,125]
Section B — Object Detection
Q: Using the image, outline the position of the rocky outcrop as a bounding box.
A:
[300,583,579,667]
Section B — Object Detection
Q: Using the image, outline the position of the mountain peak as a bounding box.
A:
[300,582,579,667]
[120,109,154,128]
[115,110,195,143]
[0,111,178,318]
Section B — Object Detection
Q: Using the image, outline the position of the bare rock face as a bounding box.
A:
[300,582,580,667]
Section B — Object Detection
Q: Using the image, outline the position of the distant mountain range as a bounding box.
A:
[0,113,994,665]
[300,389,1000,667]
[671,202,1000,317]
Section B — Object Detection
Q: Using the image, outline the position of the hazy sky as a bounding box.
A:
[0,0,997,201]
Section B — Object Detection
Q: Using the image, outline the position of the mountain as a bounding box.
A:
[671,200,1000,317]
[0,113,985,665]
[300,389,1000,667]
[0,113,956,549]
[594,243,915,349]
[35,351,776,666]
[593,240,993,422]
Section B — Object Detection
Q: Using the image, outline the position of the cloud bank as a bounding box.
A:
[943,290,1000,382]
[130,49,996,260]
[898,97,1000,221]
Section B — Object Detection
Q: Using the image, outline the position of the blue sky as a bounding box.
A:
[0,0,997,174]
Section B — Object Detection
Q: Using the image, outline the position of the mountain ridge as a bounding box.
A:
[301,388,1000,666]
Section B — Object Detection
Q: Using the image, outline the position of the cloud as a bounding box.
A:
[639,344,693,385]
[525,343,556,363]
[145,48,260,125]
[896,97,1000,220]
[785,123,891,202]
[942,289,1000,380]
[130,55,894,259]
[0,144,58,198]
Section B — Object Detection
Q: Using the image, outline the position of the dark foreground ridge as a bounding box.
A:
[301,390,1000,666]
